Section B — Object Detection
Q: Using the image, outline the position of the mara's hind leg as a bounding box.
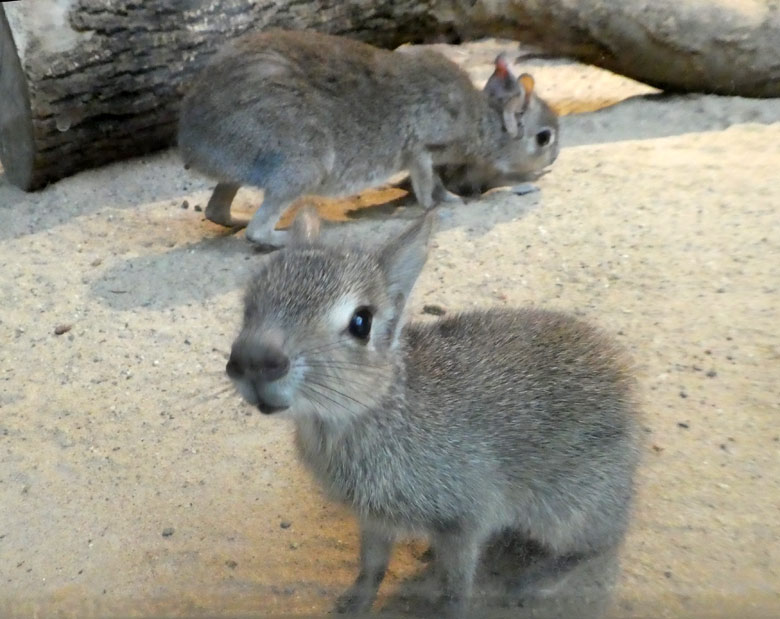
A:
[204,182,244,227]
[510,550,597,595]
[508,546,619,619]
[243,189,293,250]
[244,163,326,250]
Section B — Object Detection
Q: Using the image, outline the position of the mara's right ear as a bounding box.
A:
[518,73,535,97]
[290,205,321,245]
[378,212,435,341]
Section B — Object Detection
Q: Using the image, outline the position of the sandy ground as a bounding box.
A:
[1,40,779,618]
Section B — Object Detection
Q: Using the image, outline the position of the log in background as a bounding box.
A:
[1,0,778,191]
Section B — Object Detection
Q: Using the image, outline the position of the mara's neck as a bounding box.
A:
[293,356,408,459]
[449,93,504,164]
[473,97,505,160]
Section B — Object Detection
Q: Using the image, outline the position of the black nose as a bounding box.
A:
[226,343,290,382]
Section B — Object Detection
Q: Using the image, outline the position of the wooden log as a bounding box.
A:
[437,0,780,98]
[0,5,35,190]
[0,0,452,191]
[2,0,778,191]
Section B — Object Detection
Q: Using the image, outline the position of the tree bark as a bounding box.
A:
[437,0,780,98]
[1,0,778,191]
[0,0,450,191]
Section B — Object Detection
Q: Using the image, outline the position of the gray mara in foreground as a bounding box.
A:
[225,210,639,617]
[179,30,559,247]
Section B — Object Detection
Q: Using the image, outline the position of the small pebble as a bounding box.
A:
[181,200,189,209]
[161,527,174,537]
[194,204,203,212]
[289,542,299,550]
[706,369,717,378]
[677,422,690,429]
[90,258,103,267]
[510,182,539,196]
[54,324,72,336]
[280,520,291,529]
[679,391,688,399]
[419,547,435,563]
[422,304,447,316]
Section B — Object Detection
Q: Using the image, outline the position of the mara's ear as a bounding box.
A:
[379,211,435,316]
[501,73,536,138]
[518,72,535,96]
[485,55,534,137]
[484,53,518,102]
[290,205,321,245]
[494,52,511,79]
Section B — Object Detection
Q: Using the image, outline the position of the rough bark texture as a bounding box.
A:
[0,6,36,191]
[1,0,778,191]
[1,0,451,191]
[441,0,780,98]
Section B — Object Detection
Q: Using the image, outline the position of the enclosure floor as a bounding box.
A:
[1,40,778,618]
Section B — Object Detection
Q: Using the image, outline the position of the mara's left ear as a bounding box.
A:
[378,211,435,337]
[290,205,321,245]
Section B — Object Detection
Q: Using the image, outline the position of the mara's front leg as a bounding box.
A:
[407,151,436,210]
[432,526,487,618]
[334,521,395,614]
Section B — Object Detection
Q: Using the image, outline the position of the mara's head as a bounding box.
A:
[478,54,559,190]
[227,208,433,419]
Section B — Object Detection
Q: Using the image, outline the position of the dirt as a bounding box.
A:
[1,39,779,618]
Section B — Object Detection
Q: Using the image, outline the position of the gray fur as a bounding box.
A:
[226,210,639,617]
[179,30,559,247]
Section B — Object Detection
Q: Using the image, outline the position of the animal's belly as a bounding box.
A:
[319,154,405,198]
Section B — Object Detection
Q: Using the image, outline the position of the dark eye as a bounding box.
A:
[536,128,553,147]
[348,307,373,340]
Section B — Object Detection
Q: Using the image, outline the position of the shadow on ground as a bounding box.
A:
[88,192,541,310]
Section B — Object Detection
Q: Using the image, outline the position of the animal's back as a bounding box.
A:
[178,30,477,191]
[402,308,640,550]
[407,308,636,442]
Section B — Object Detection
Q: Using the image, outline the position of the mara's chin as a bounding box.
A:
[256,400,290,415]
[254,390,294,415]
